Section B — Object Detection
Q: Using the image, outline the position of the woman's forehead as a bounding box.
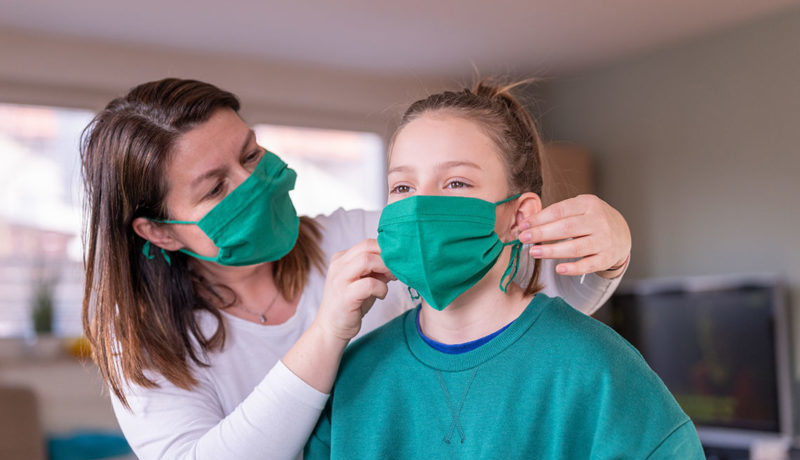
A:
[168,109,250,180]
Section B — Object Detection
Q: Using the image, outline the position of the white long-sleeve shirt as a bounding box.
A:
[112,208,622,460]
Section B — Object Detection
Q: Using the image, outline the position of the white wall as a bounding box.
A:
[538,6,800,384]
[0,27,454,437]
[0,27,449,136]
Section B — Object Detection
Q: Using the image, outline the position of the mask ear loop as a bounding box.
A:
[142,241,172,266]
[494,193,522,206]
[496,193,524,293]
[499,241,522,293]
[407,286,421,302]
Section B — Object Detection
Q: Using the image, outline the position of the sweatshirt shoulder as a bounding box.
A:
[534,294,643,363]
[531,295,673,399]
[339,309,411,373]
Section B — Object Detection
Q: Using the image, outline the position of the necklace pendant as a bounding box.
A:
[259,314,267,324]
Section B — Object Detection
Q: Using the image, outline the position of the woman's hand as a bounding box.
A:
[518,194,631,278]
[283,239,395,394]
[314,238,395,342]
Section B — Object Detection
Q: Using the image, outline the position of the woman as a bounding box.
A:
[305,80,701,459]
[80,78,631,459]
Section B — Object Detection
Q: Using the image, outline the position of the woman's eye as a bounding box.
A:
[390,184,412,194]
[245,148,263,163]
[206,182,224,199]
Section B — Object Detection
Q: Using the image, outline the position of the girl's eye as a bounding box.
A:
[446,180,470,189]
[390,184,412,194]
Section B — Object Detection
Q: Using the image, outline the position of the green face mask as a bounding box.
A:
[149,150,300,267]
[377,194,523,311]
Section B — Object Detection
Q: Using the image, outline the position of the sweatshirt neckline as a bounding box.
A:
[404,294,549,371]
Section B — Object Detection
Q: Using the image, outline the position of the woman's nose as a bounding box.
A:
[230,163,253,188]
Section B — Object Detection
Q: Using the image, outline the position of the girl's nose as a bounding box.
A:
[416,182,442,196]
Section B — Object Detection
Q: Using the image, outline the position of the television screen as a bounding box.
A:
[602,278,788,435]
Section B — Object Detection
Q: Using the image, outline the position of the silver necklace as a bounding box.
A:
[237,289,281,324]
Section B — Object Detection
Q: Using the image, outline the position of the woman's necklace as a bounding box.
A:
[236,289,281,324]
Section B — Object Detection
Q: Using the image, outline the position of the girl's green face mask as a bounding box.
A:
[147,150,299,267]
[377,194,522,311]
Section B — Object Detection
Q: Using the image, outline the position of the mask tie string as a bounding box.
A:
[142,241,172,266]
[499,240,522,292]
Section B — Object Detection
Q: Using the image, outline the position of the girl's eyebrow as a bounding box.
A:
[388,161,480,176]
[387,165,412,175]
[435,160,481,172]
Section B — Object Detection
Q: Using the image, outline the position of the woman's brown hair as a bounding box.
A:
[80,78,324,407]
[391,78,544,295]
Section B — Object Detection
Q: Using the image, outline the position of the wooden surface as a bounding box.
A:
[541,143,595,206]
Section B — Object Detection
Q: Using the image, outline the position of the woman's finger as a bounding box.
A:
[340,238,380,259]
[528,236,602,260]
[555,254,607,276]
[336,252,389,280]
[520,215,592,245]
[525,195,590,228]
[349,276,389,304]
[368,271,397,283]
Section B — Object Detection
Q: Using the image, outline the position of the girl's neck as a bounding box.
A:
[418,251,532,344]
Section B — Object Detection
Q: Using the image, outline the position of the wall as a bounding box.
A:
[0,26,455,438]
[538,5,800,398]
[0,27,449,136]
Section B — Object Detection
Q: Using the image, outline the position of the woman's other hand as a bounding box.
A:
[518,194,631,278]
[314,239,395,342]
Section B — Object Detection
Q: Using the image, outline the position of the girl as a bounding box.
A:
[80,78,631,459]
[304,81,703,459]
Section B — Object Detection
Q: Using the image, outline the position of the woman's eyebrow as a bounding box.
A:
[191,130,256,189]
[191,165,227,188]
[239,130,256,155]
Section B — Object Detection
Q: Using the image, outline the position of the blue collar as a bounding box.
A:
[415,307,515,354]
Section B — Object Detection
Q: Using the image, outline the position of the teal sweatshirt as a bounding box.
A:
[305,294,705,459]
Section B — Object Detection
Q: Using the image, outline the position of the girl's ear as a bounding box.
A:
[512,192,542,235]
[132,217,184,252]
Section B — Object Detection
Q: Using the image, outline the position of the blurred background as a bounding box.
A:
[0,0,798,458]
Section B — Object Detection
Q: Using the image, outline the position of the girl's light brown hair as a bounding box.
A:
[80,78,324,407]
[391,78,544,295]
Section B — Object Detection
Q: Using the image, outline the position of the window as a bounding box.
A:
[0,103,93,338]
[0,103,386,338]
[253,124,385,217]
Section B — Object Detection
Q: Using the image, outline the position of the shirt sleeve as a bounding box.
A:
[311,207,378,258]
[645,420,706,460]
[303,403,333,459]
[518,254,627,316]
[112,360,329,460]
